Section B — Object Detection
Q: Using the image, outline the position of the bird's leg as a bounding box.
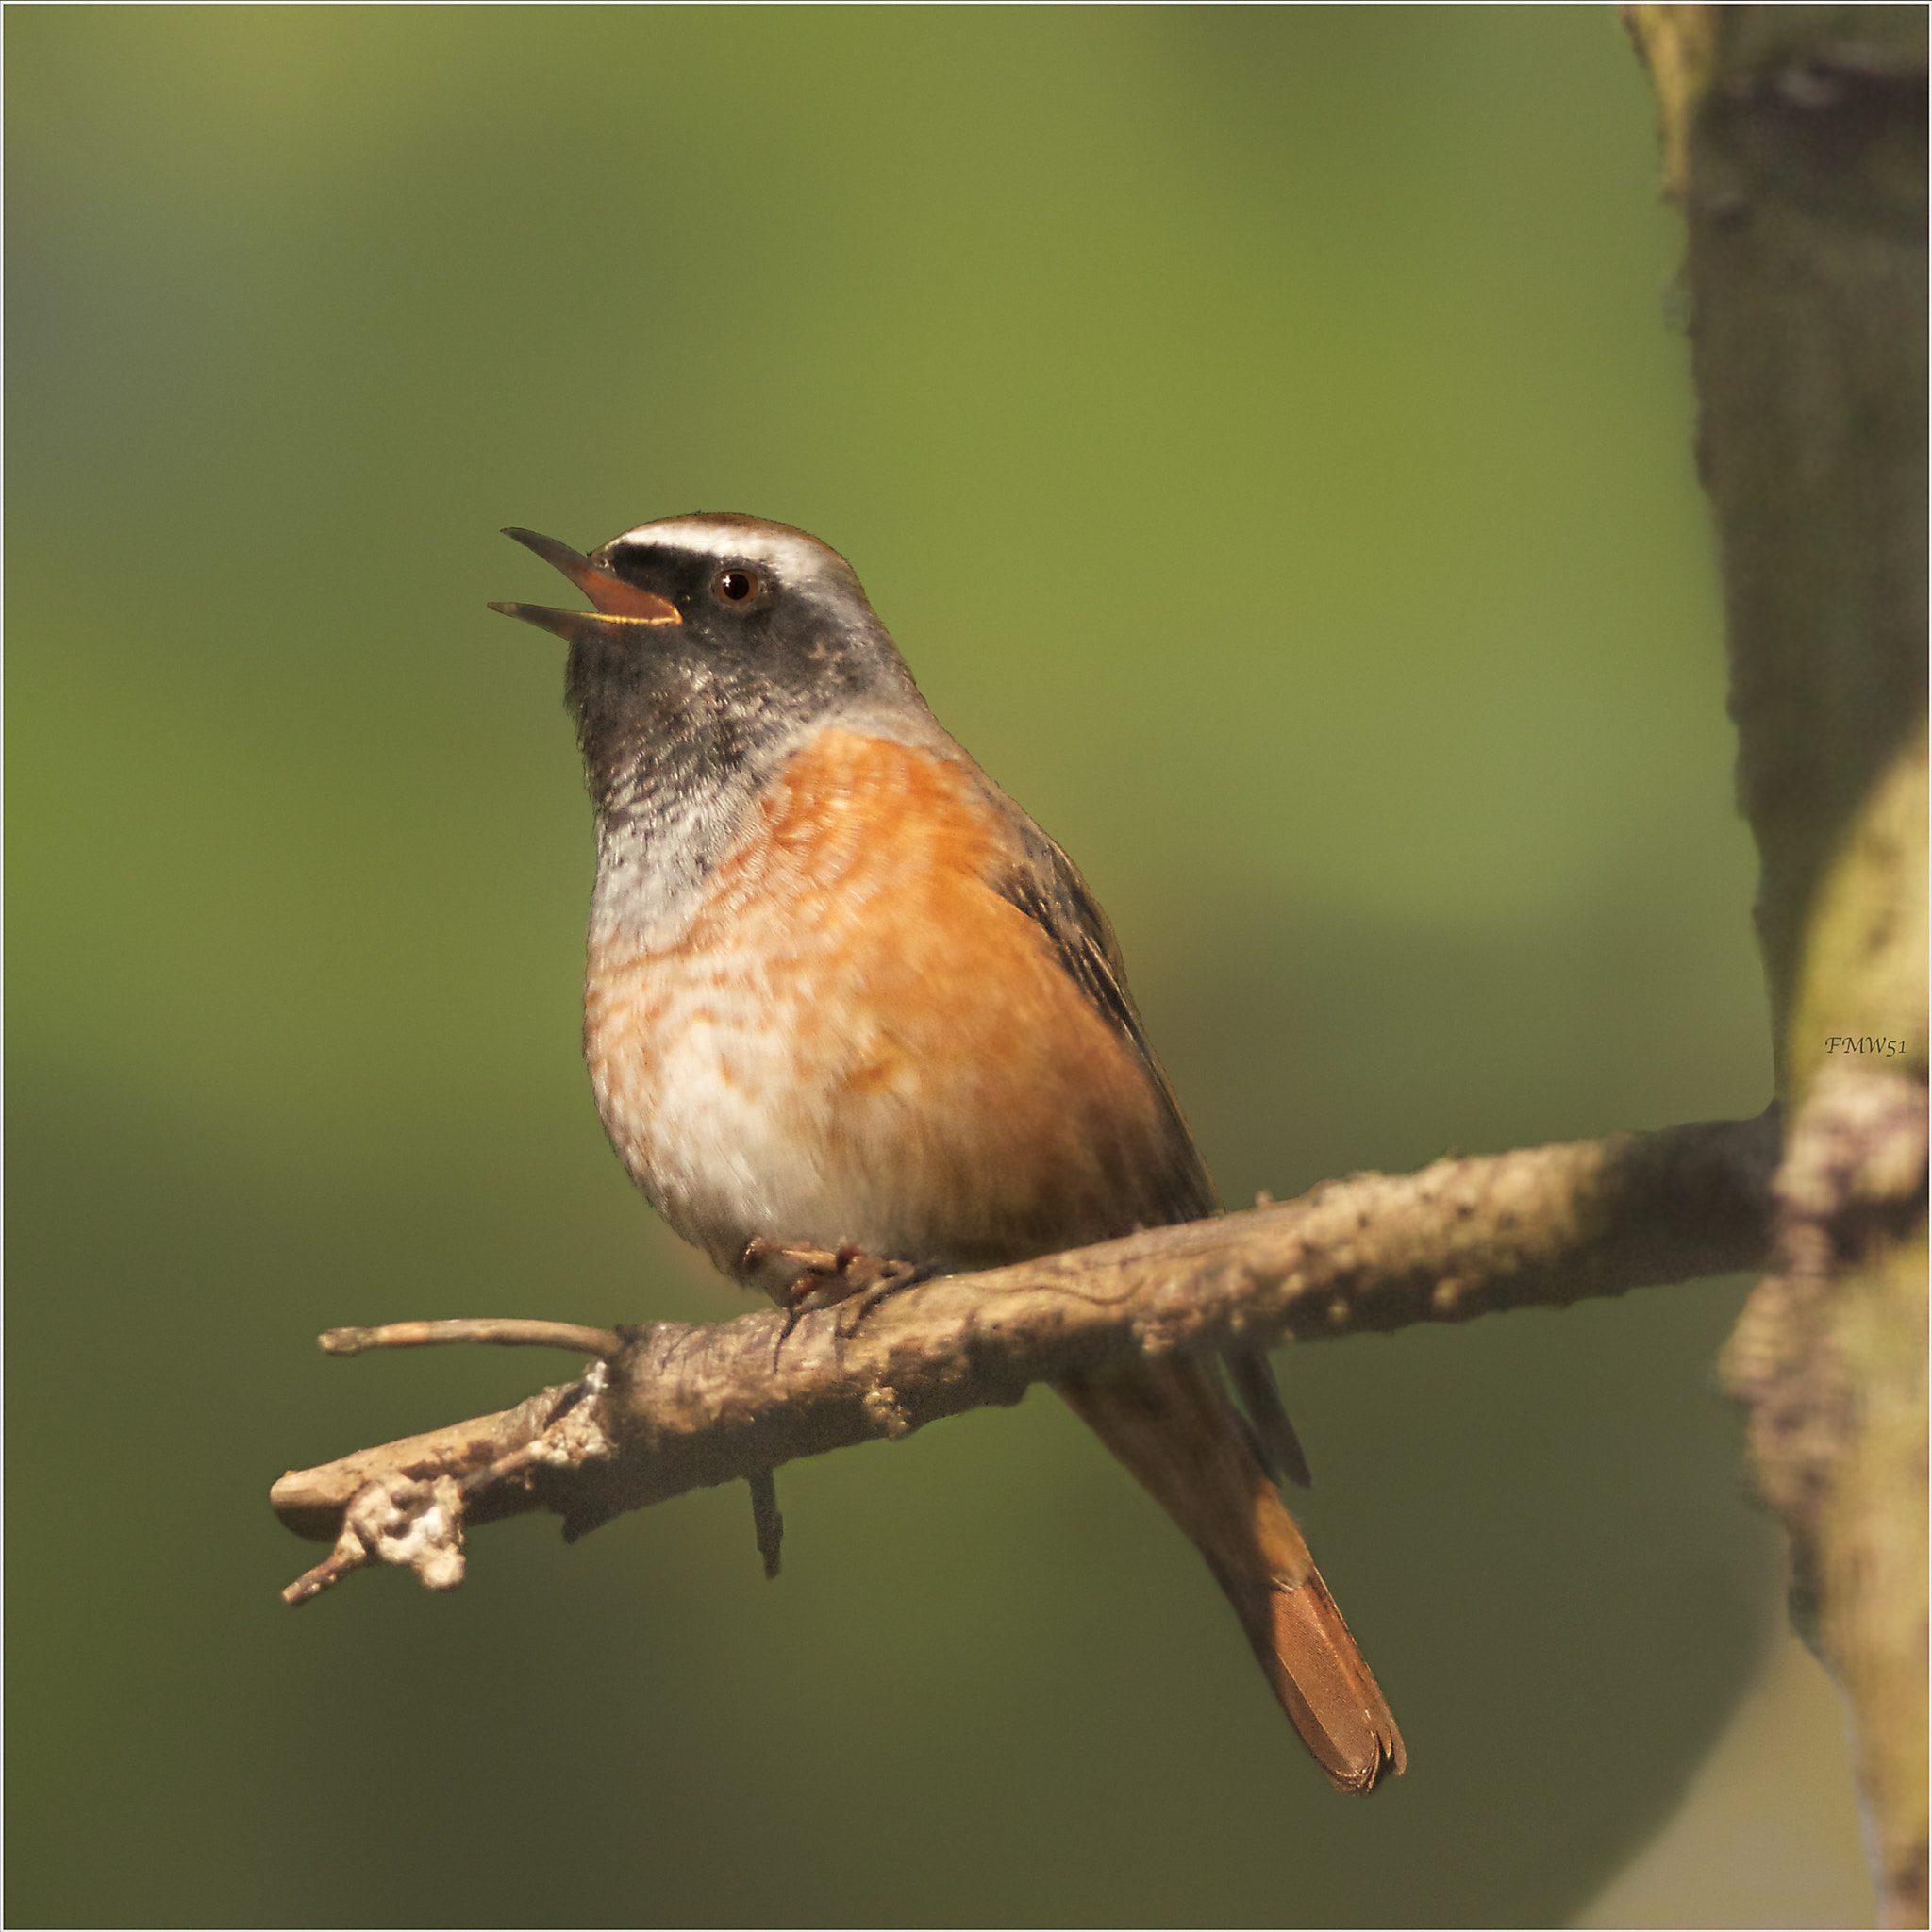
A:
[824,1244,926,1299]
[737,1236,844,1311]
[738,1238,925,1320]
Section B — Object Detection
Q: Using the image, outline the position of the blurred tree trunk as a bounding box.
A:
[1624,7,1927,1924]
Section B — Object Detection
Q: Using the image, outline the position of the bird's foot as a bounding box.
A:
[741,1237,924,1316]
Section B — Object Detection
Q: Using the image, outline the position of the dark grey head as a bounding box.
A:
[491,513,925,818]
[492,514,940,940]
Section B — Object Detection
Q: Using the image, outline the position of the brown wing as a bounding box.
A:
[982,802,1312,1483]
[987,814,1218,1228]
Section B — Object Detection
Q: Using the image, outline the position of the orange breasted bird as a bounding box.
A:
[491,515,1404,1793]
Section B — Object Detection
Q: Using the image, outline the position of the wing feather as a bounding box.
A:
[986,816,1218,1229]
[978,793,1312,1484]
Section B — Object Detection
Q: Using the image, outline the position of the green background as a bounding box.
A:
[8,8,1777,1925]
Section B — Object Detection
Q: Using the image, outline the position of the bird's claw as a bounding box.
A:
[740,1240,927,1356]
[741,1237,922,1313]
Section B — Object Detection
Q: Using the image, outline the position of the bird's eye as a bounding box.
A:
[712,569,761,604]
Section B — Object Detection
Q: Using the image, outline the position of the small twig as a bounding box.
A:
[282,1540,376,1607]
[458,1439,557,1504]
[748,1471,784,1580]
[319,1318,625,1357]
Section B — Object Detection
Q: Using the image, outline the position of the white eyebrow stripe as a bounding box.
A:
[605,519,845,577]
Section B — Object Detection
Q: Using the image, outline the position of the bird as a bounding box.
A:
[491,513,1405,1793]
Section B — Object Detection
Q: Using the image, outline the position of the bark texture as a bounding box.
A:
[1625,8,1927,1923]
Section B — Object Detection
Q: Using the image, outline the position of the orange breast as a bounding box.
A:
[585,730,1187,1274]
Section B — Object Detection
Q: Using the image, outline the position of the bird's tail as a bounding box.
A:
[1057,1357,1405,1794]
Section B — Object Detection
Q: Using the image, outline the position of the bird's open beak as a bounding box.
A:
[488,527,682,643]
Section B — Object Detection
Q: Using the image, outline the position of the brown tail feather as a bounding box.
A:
[1058,1357,1405,1794]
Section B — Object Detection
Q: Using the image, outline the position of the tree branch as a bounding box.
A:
[273,1109,1776,1597]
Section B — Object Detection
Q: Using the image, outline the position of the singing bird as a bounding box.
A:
[492,515,1404,1792]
